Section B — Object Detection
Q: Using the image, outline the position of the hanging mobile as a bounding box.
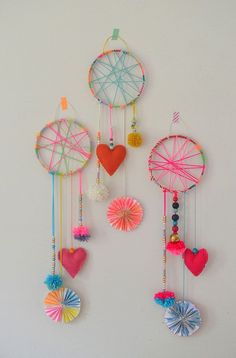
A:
[88,28,145,177]
[148,112,207,336]
[35,97,91,323]
[88,29,145,232]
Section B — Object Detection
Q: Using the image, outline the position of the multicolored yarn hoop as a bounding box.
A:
[88,50,145,108]
[107,196,143,231]
[36,118,91,175]
[148,135,205,193]
[164,301,201,337]
[44,287,81,323]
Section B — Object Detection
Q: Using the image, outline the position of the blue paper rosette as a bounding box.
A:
[164,300,201,336]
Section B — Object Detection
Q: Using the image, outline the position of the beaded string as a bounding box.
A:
[78,170,83,226]
[130,101,139,134]
[162,189,167,291]
[108,105,114,149]
[51,173,56,275]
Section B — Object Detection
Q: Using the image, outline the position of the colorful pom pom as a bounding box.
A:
[73,225,90,241]
[44,274,63,291]
[87,182,109,201]
[127,132,143,147]
[166,240,186,255]
[154,291,175,307]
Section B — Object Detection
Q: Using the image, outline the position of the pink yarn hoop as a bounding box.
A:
[148,135,206,193]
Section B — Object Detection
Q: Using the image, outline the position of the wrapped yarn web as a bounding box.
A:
[89,49,145,108]
[149,135,205,193]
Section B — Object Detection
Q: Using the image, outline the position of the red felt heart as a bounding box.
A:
[58,248,87,278]
[183,248,208,276]
[96,144,126,176]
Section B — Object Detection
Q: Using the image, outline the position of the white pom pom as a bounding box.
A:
[87,183,109,201]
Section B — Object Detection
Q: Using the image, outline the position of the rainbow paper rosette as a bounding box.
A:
[164,300,201,336]
[44,287,81,323]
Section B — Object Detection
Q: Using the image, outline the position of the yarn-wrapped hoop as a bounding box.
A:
[44,287,81,323]
[148,135,205,193]
[35,118,91,175]
[164,300,201,336]
[107,196,143,231]
[88,50,145,108]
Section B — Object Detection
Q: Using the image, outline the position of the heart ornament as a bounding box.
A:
[58,248,87,278]
[96,144,126,176]
[183,248,208,276]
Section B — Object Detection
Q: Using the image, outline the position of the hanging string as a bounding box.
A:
[108,105,114,149]
[162,189,167,291]
[123,106,127,196]
[182,192,186,301]
[78,170,83,226]
[96,103,102,184]
[70,173,74,249]
[51,173,56,275]
[59,174,63,276]
[194,186,197,248]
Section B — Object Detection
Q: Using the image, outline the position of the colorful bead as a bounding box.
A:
[172,214,179,221]
[170,233,180,242]
[172,226,178,233]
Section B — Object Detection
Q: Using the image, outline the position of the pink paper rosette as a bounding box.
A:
[107,196,143,231]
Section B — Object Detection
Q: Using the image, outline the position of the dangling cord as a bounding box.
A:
[70,172,74,250]
[162,189,167,292]
[108,105,114,149]
[194,186,197,249]
[59,174,63,276]
[96,103,101,184]
[123,106,127,197]
[182,192,186,301]
[51,173,56,275]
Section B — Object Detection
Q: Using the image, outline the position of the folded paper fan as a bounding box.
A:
[164,300,201,336]
[44,287,80,323]
[107,196,143,231]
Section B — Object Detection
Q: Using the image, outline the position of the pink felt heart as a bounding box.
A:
[58,248,87,278]
[183,248,208,276]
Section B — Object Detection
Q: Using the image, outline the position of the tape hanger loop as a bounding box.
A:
[103,29,130,53]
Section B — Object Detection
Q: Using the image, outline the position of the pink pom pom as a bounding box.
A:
[72,225,90,241]
[166,240,186,255]
[154,291,175,300]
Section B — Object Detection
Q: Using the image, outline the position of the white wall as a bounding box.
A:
[1,0,236,357]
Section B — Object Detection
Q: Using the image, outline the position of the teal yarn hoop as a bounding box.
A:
[88,49,145,108]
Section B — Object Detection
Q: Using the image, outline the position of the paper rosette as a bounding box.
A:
[107,196,143,231]
[44,287,80,323]
[164,300,201,336]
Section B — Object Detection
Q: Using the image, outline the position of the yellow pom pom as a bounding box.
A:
[127,132,142,147]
